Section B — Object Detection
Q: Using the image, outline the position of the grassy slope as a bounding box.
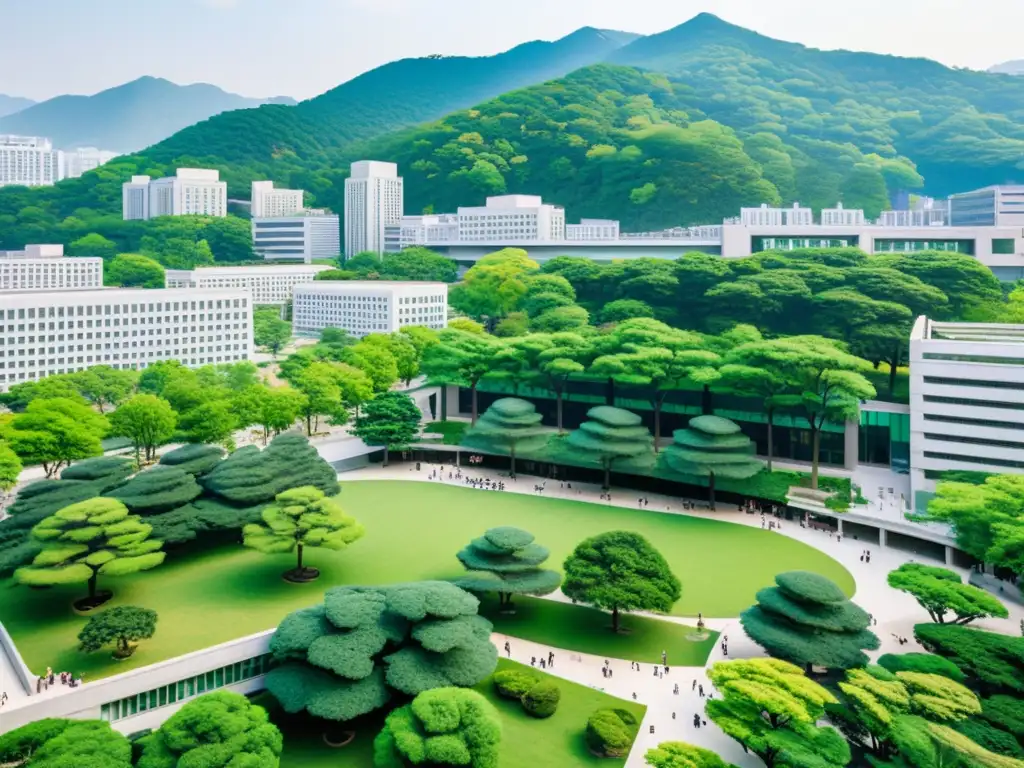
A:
[1,481,851,680]
[274,658,647,768]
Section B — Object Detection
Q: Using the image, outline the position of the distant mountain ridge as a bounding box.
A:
[0,95,35,119]
[0,77,297,152]
[989,59,1024,75]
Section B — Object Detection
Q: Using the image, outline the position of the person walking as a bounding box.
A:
[699,684,704,697]
[548,651,554,667]
[504,641,511,657]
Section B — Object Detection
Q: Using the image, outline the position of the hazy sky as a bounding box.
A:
[5,0,1024,101]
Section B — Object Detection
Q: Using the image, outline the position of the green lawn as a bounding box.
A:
[422,420,469,444]
[1,481,851,681]
[273,659,647,768]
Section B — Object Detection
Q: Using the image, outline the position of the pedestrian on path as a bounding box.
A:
[548,651,554,667]
[699,684,704,697]
[504,641,510,657]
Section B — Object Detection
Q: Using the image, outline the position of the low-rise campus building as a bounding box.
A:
[0,244,102,291]
[164,264,330,305]
[292,281,448,338]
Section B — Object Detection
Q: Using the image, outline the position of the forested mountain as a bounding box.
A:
[989,60,1024,75]
[0,95,35,119]
[0,77,297,152]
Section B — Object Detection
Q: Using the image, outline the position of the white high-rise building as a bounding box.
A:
[293,281,447,338]
[0,135,62,188]
[566,219,620,240]
[0,244,103,291]
[457,195,565,242]
[165,264,331,305]
[0,287,254,391]
[63,147,118,179]
[252,214,341,262]
[251,181,304,218]
[122,169,227,220]
[821,203,866,226]
[344,161,404,257]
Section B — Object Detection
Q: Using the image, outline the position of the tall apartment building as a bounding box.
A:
[251,214,340,262]
[0,244,102,291]
[63,147,118,179]
[344,161,404,257]
[457,195,565,242]
[122,169,227,220]
[293,281,447,338]
[165,264,330,305]
[739,203,813,227]
[251,181,304,218]
[0,135,62,187]
[0,287,254,391]
[948,185,1024,227]
[821,203,865,226]
[566,219,620,240]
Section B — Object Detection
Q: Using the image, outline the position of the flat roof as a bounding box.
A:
[913,315,1024,343]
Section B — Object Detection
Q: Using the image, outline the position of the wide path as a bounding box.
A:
[343,463,1024,767]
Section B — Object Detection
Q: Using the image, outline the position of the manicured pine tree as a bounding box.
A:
[462,398,548,478]
[740,570,879,672]
[455,526,561,610]
[661,415,762,510]
[108,465,203,515]
[565,406,654,490]
[78,606,158,659]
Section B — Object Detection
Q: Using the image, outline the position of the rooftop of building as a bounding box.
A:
[912,315,1024,344]
[294,280,448,289]
[166,264,331,276]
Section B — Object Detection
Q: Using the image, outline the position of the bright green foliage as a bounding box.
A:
[179,399,239,450]
[109,465,203,515]
[4,477,116,534]
[108,394,177,463]
[6,397,108,477]
[740,570,878,670]
[980,695,1024,747]
[352,391,422,465]
[74,365,138,413]
[565,406,655,489]
[364,248,459,283]
[914,624,1024,696]
[706,657,849,768]
[562,530,680,632]
[888,563,1008,625]
[232,385,306,445]
[645,741,737,768]
[201,432,340,504]
[521,679,561,718]
[105,253,165,288]
[449,249,539,322]
[662,415,762,508]
[953,719,1024,760]
[888,715,1024,768]
[455,526,561,607]
[462,398,548,477]
[266,581,498,724]
[586,708,640,758]
[505,332,590,433]
[373,687,502,768]
[0,719,71,763]
[292,361,351,435]
[877,653,966,683]
[492,668,538,700]
[342,340,400,394]
[137,691,283,768]
[15,497,165,601]
[0,441,21,503]
[254,308,292,355]
[12,719,132,768]
[421,329,507,424]
[243,486,364,578]
[925,474,1024,577]
[78,605,158,658]
[601,299,656,324]
[158,443,225,476]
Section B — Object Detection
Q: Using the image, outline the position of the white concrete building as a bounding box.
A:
[0,287,254,391]
[821,203,865,226]
[948,185,1024,228]
[344,161,403,257]
[0,243,102,291]
[293,281,447,338]
[457,195,565,242]
[909,316,1024,509]
[383,214,460,253]
[122,169,227,220]
[566,218,620,240]
[165,264,331,305]
[250,181,304,218]
[63,147,118,179]
[251,214,340,262]
[738,203,813,227]
[0,135,62,187]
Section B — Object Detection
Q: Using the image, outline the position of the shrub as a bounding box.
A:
[586,708,639,758]
[158,443,225,476]
[914,623,1024,695]
[953,719,1024,758]
[0,719,70,762]
[878,652,966,683]
[522,680,560,718]
[492,669,538,700]
[108,466,203,515]
[61,456,134,485]
[981,695,1024,742]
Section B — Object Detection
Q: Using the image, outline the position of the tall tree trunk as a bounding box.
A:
[702,384,713,415]
[471,384,479,426]
[766,407,775,472]
[440,389,448,422]
[296,543,304,573]
[709,471,716,511]
[383,445,390,467]
[611,605,620,632]
[305,414,313,436]
[811,428,821,490]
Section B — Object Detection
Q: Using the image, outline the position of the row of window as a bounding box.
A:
[923,413,1024,431]
[923,375,1024,391]
[924,451,1024,470]
[921,353,1024,365]
[923,432,1024,451]
[923,394,1024,411]
[4,298,248,319]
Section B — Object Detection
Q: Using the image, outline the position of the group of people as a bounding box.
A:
[860,549,873,563]
[528,651,555,670]
[36,667,81,693]
[465,475,506,492]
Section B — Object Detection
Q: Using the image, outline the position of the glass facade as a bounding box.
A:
[753,236,857,251]
[99,653,272,723]
[859,410,910,471]
[872,239,973,254]
[992,238,1016,255]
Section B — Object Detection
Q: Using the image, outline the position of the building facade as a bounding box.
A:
[566,219,620,240]
[63,147,118,179]
[457,195,565,242]
[948,185,1024,228]
[0,135,62,187]
[821,203,866,226]
[0,243,102,291]
[383,214,460,252]
[292,281,447,338]
[165,265,330,305]
[909,316,1024,509]
[250,181,304,218]
[251,214,340,262]
[738,203,814,227]
[344,161,403,257]
[122,169,227,220]
[0,287,254,391]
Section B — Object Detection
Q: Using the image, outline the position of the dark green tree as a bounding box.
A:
[661,415,762,510]
[351,391,422,466]
[105,253,165,288]
[157,443,225,476]
[461,398,547,478]
[455,527,561,610]
[0,719,132,768]
[914,624,1024,696]
[78,605,158,659]
[108,465,203,515]
[565,406,655,489]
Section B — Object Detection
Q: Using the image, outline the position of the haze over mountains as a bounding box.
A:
[0,95,35,119]
[989,60,1024,75]
[0,77,296,152]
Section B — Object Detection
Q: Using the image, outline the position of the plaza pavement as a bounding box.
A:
[342,462,1024,767]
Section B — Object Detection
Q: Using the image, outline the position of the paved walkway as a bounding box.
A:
[343,463,1024,767]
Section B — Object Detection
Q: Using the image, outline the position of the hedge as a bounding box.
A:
[877,653,966,683]
[586,708,639,758]
[492,669,538,700]
[522,680,561,718]
[158,444,225,477]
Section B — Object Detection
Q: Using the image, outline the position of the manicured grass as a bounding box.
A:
[272,659,647,768]
[422,420,469,444]
[0,481,852,681]
[481,594,717,666]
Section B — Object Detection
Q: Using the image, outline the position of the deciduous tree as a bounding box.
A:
[888,562,1008,625]
[645,741,736,768]
[352,392,422,466]
[105,253,165,288]
[6,397,109,477]
[422,330,505,424]
[74,365,138,413]
[78,605,158,659]
[108,394,176,464]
